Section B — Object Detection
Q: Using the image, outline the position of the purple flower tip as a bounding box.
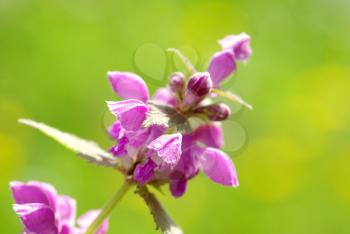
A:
[187,72,212,97]
[200,148,239,187]
[218,33,252,63]
[195,103,231,121]
[207,50,236,86]
[108,71,149,102]
[169,72,185,94]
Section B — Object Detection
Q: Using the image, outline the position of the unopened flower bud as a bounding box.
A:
[169,72,185,94]
[194,103,231,121]
[182,72,212,108]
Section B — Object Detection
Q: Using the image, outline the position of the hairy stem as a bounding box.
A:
[85,180,133,234]
[136,186,183,234]
[167,48,197,75]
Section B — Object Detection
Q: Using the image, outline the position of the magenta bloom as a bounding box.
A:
[10,181,108,234]
[207,33,252,86]
[168,125,238,198]
[218,33,252,62]
[153,88,177,107]
[107,99,148,131]
[148,133,182,166]
[104,34,249,198]
[207,50,236,86]
[182,72,212,108]
[108,71,149,102]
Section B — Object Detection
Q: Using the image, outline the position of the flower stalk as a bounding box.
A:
[85,179,133,234]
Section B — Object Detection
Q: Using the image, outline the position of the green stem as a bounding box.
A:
[167,48,197,75]
[85,180,133,234]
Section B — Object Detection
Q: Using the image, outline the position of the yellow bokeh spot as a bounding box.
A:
[330,149,350,206]
[291,66,350,132]
[239,137,306,202]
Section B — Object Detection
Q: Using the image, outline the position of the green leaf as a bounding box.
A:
[19,118,118,167]
[211,88,253,110]
[136,186,183,234]
[143,101,191,132]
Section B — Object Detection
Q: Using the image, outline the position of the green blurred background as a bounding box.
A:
[1,0,350,233]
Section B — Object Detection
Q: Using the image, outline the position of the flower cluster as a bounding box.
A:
[10,181,108,234]
[107,33,251,197]
[10,33,252,234]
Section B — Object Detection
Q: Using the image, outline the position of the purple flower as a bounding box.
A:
[194,103,231,121]
[168,72,185,95]
[108,121,123,140]
[134,159,157,185]
[207,50,236,86]
[108,72,149,102]
[153,88,177,107]
[193,123,224,149]
[183,72,212,109]
[10,181,108,234]
[148,133,183,166]
[199,147,239,186]
[218,33,252,63]
[107,99,148,131]
[167,124,237,198]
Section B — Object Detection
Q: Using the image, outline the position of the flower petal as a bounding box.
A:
[218,33,252,63]
[56,195,76,228]
[77,210,109,234]
[170,179,188,198]
[148,133,182,165]
[108,71,149,102]
[108,121,123,139]
[13,203,58,234]
[207,50,236,86]
[153,88,176,106]
[10,181,57,210]
[109,136,128,157]
[106,99,148,131]
[200,148,239,186]
[194,123,224,148]
[134,159,157,185]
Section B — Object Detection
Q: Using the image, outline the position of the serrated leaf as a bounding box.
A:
[212,88,253,110]
[143,101,191,132]
[19,118,118,167]
[136,187,183,234]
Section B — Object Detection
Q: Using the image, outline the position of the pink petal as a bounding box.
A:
[148,133,182,165]
[56,195,76,228]
[200,148,239,186]
[134,159,157,185]
[108,121,123,139]
[108,71,149,102]
[218,33,252,63]
[13,203,58,234]
[77,210,109,234]
[106,99,148,131]
[170,179,188,198]
[207,50,236,86]
[10,181,57,211]
[194,123,224,148]
[153,88,177,106]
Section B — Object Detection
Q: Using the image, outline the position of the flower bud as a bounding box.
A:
[218,33,252,63]
[187,72,212,96]
[182,72,212,108]
[207,50,236,87]
[194,103,231,121]
[168,72,185,94]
